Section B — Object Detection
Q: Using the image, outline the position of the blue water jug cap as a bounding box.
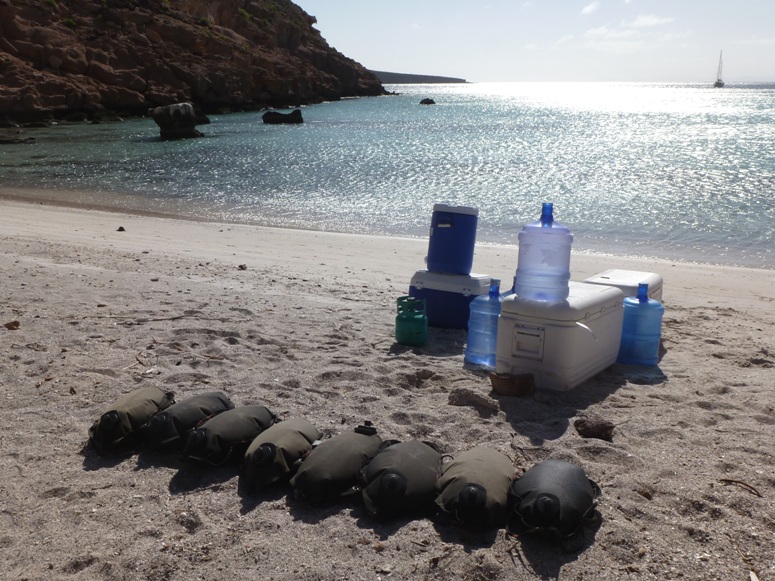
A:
[623,284,664,312]
[540,202,554,227]
[520,203,572,238]
[637,283,649,302]
[489,278,501,296]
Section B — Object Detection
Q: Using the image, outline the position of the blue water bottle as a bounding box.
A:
[514,203,573,302]
[464,278,502,368]
[617,283,665,365]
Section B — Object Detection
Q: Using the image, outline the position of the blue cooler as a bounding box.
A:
[426,204,479,275]
[409,270,491,329]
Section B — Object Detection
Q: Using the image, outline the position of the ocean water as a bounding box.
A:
[2,82,774,269]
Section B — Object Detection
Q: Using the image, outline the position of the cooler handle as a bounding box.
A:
[436,213,453,228]
[575,321,598,341]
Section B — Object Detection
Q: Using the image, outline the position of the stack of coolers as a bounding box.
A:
[408,204,491,330]
[494,203,666,391]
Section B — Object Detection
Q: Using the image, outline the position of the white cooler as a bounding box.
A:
[495,282,624,391]
[582,269,663,301]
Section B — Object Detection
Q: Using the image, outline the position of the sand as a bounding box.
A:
[0,194,773,581]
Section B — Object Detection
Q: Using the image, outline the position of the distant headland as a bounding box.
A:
[371,71,468,84]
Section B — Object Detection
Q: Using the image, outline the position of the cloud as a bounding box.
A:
[584,26,636,40]
[735,36,775,46]
[555,8,684,55]
[581,1,600,15]
[582,26,644,53]
[623,14,674,28]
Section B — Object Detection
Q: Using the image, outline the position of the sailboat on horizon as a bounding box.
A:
[713,51,725,88]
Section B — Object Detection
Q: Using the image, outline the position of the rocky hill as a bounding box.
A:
[0,0,386,122]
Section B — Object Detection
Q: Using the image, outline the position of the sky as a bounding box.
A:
[292,0,775,83]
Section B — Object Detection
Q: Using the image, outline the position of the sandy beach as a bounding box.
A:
[0,193,773,580]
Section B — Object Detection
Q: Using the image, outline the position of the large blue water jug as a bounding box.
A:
[464,278,502,368]
[426,204,479,275]
[514,203,573,302]
[617,283,665,365]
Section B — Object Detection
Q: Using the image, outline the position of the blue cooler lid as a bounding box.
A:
[410,270,491,296]
[432,203,479,216]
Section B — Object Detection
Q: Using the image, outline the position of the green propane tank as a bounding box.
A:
[395,296,428,347]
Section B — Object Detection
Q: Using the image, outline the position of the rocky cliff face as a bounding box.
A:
[0,0,386,122]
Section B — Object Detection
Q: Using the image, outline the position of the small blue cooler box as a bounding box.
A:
[409,270,492,329]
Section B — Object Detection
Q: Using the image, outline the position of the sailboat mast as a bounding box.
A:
[713,50,725,88]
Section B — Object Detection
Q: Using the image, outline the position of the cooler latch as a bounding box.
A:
[512,324,544,361]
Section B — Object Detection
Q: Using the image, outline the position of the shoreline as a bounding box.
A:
[2,185,772,273]
[2,194,773,291]
[1,195,774,579]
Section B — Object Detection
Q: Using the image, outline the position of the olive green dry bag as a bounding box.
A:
[240,417,323,491]
[359,440,441,519]
[144,392,235,452]
[88,386,175,455]
[180,404,277,465]
[290,422,382,505]
[507,458,601,552]
[434,446,516,529]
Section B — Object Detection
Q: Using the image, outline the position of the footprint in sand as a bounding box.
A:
[752,414,775,425]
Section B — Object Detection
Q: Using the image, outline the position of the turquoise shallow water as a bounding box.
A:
[2,82,774,268]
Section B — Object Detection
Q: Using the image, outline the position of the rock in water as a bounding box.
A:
[262,109,304,124]
[150,102,208,140]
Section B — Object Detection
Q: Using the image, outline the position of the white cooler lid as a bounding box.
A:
[410,270,491,295]
[501,281,623,322]
[583,269,662,294]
